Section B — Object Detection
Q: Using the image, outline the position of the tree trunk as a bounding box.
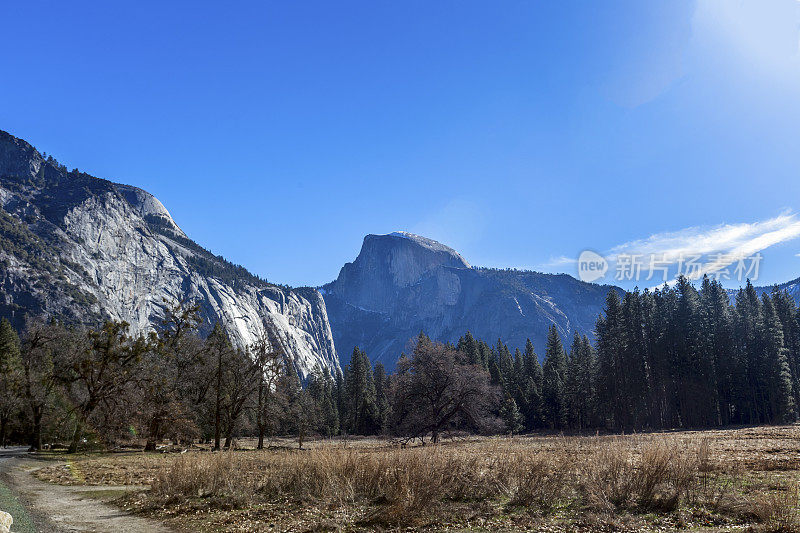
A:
[68,418,83,454]
[222,417,232,449]
[213,409,221,450]
[145,416,160,451]
[257,384,265,450]
[257,425,265,450]
[213,352,222,451]
[0,417,6,448]
[29,406,42,452]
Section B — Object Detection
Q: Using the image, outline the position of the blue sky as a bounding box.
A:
[3,1,800,289]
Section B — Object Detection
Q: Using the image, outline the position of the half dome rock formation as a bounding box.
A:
[0,129,338,378]
[325,231,471,314]
[322,232,620,369]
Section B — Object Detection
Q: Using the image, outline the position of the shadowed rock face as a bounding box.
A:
[322,232,621,370]
[0,130,338,379]
[326,232,470,314]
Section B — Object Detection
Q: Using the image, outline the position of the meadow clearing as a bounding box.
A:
[25,425,800,532]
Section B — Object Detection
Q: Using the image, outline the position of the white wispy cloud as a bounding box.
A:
[607,212,800,281]
[542,255,577,268]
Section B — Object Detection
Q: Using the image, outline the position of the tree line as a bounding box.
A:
[325,275,800,437]
[0,300,498,450]
[0,302,315,451]
[456,275,800,434]
[1,275,799,450]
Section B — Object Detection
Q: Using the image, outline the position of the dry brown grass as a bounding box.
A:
[152,445,512,524]
[35,452,169,486]
[37,427,800,531]
[145,434,753,527]
[577,437,701,512]
[750,485,800,533]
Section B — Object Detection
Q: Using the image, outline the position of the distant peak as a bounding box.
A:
[386,231,444,246]
[115,183,186,237]
[325,231,471,309]
[366,231,470,267]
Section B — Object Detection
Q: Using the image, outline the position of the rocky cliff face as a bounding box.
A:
[322,232,620,369]
[0,130,338,378]
[327,232,471,314]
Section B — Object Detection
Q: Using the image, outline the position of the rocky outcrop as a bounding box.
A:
[322,232,620,369]
[326,232,470,314]
[0,130,338,378]
[0,510,11,533]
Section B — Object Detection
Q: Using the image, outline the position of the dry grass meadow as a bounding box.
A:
[32,426,800,532]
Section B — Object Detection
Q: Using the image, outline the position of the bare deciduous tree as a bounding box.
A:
[251,324,286,449]
[20,320,74,451]
[63,321,146,453]
[140,300,205,450]
[390,335,500,443]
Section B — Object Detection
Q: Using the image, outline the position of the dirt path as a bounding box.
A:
[0,452,171,533]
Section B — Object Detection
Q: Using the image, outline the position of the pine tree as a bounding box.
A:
[542,325,567,429]
[566,333,595,430]
[373,362,389,432]
[700,277,734,425]
[478,341,493,370]
[651,284,678,427]
[771,288,800,415]
[322,373,340,436]
[279,365,315,448]
[620,289,651,429]
[761,295,796,423]
[595,290,625,429]
[0,318,21,447]
[497,339,514,391]
[488,353,502,386]
[307,367,339,436]
[523,338,543,429]
[334,368,346,433]
[565,332,581,429]
[736,280,765,423]
[511,349,526,414]
[677,276,719,427]
[343,347,378,434]
[458,331,481,366]
[499,396,524,435]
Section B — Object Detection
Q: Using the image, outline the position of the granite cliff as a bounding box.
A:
[322,232,620,369]
[0,130,339,378]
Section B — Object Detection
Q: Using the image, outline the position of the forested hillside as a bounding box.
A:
[327,274,800,438]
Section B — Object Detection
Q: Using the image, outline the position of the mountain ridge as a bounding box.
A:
[7,128,799,377]
[0,129,339,378]
[321,232,622,369]
[726,276,800,303]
